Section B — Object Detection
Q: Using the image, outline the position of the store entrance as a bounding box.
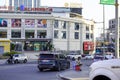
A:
[24,41,52,51]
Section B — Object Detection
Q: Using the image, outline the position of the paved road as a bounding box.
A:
[0,59,93,80]
[0,63,65,80]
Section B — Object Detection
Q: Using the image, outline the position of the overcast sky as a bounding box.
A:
[41,0,116,37]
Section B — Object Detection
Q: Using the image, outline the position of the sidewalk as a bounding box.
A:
[0,59,7,65]
[59,63,90,80]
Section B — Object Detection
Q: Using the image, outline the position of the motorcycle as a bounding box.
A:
[7,58,14,64]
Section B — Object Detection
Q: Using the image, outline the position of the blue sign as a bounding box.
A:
[20,5,25,11]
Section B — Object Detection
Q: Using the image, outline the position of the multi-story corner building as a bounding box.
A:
[108,19,116,43]
[0,2,95,54]
[9,0,41,8]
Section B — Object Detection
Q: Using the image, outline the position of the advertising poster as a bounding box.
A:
[37,19,47,28]
[0,18,7,27]
[25,19,35,28]
[11,19,21,27]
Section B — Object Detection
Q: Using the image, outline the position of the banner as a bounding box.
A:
[100,0,115,5]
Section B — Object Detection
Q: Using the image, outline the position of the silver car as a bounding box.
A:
[13,54,28,63]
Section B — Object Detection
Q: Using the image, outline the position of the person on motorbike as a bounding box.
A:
[7,54,13,64]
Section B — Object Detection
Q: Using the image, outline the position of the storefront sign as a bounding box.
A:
[17,7,53,12]
[83,41,94,51]
[0,6,52,12]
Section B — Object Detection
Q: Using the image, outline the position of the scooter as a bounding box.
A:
[7,58,14,64]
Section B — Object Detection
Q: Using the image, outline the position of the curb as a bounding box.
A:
[59,74,89,80]
[58,74,71,80]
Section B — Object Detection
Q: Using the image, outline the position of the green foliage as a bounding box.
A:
[3,51,21,56]
[10,43,15,50]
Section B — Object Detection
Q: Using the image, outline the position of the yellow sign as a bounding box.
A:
[64,3,82,8]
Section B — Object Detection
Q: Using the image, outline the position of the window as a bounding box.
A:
[0,30,7,38]
[54,20,58,28]
[75,23,79,30]
[86,26,89,31]
[61,21,66,29]
[14,0,18,10]
[86,33,89,39]
[25,30,34,38]
[61,31,66,39]
[11,19,21,27]
[9,0,12,6]
[37,30,46,38]
[74,32,79,39]
[28,0,32,8]
[25,19,35,28]
[37,19,47,28]
[19,0,23,6]
[91,25,94,30]
[0,18,7,27]
[54,30,58,38]
[11,30,21,38]
[91,33,93,39]
[24,0,27,7]
[34,0,37,8]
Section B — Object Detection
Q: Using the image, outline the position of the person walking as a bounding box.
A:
[71,57,76,70]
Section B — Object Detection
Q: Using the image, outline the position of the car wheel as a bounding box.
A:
[67,62,70,69]
[57,66,61,71]
[14,60,18,64]
[23,59,27,63]
[56,63,61,71]
[39,68,43,71]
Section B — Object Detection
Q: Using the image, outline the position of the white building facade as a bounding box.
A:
[0,0,95,54]
[0,10,95,54]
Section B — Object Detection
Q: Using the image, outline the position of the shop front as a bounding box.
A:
[83,41,94,54]
[0,40,10,54]
[11,39,52,52]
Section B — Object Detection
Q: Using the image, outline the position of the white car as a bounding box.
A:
[13,54,28,63]
[89,59,120,80]
[104,53,115,60]
[67,53,82,59]
[84,54,94,60]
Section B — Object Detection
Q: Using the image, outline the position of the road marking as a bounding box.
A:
[71,77,89,80]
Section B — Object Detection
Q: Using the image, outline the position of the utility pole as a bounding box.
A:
[115,0,119,58]
[103,5,105,55]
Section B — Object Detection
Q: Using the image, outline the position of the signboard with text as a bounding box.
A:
[100,0,115,5]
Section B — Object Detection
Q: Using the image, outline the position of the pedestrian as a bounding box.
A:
[75,57,82,71]
[71,57,76,70]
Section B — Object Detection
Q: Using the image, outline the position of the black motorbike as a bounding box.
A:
[7,58,14,64]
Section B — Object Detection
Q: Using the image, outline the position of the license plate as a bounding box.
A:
[42,60,49,62]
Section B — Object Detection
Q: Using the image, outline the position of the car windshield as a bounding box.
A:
[94,56,103,59]
[14,54,19,57]
[40,54,54,59]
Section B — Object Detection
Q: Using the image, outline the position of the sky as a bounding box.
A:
[41,0,116,37]
[0,0,117,37]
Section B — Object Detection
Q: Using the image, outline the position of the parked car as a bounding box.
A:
[89,59,120,80]
[67,53,82,60]
[93,55,104,62]
[84,54,94,60]
[7,54,28,64]
[37,52,70,71]
[104,52,115,60]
